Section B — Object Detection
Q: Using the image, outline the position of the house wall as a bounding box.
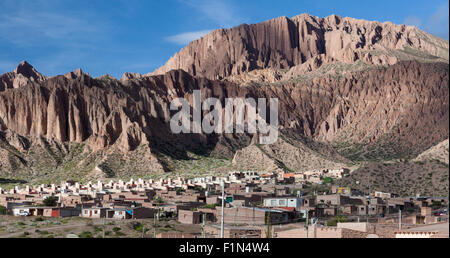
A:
[134,208,157,219]
[59,208,81,217]
[276,227,343,238]
[276,227,370,238]
[178,210,202,224]
[337,222,369,232]
[43,208,53,217]
[81,208,105,218]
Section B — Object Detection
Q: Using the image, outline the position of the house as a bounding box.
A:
[263,197,301,210]
[215,206,290,225]
[81,207,108,218]
[12,207,51,217]
[341,204,358,215]
[317,194,364,206]
[302,197,316,208]
[177,209,215,224]
[178,210,203,224]
[12,206,81,217]
[106,207,157,220]
[374,191,392,199]
[327,168,350,178]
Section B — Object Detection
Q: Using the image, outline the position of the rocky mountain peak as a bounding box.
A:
[121,72,143,82]
[13,61,46,82]
[64,68,84,80]
[0,61,46,90]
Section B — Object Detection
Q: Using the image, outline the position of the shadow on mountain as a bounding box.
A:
[0,178,27,184]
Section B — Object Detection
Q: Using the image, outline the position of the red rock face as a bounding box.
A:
[0,61,448,159]
[152,14,449,80]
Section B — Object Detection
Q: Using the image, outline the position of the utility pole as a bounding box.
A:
[235,206,239,226]
[297,191,303,223]
[367,183,371,223]
[102,217,105,238]
[253,206,256,226]
[399,210,402,231]
[142,223,146,238]
[220,181,225,239]
[202,213,206,238]
[153,214,156,238]
[305,209,309,239]
[313,219,317,239]
[266,210,271,238]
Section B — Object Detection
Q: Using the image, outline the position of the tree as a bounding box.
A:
[326,215,347,227]
[322,177,334,184]
[0,205,7,215]
[43,196,58,207]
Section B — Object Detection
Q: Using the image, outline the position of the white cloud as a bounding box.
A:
[181,0,242,28]
[424,3,449,40]
[404,3,449,40]
[166,0,244,46]
[403,16,422,28]
[0,1,110,48]
[165,30,212,45]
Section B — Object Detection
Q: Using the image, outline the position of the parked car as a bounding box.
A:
[18,211,31,216]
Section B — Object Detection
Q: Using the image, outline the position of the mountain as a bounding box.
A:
[152,14,448,83]
[0,14,448,195]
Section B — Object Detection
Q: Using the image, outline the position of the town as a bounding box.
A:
[0,169,448,238]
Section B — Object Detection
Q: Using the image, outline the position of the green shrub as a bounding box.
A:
[19,232,30,238]
[79,231,93,238]
[0,206,7,215]
[115,231,126,236]
[131,222,146,232]
[326,215,347,227]
[322,177,334,184]
[43,196,59,207]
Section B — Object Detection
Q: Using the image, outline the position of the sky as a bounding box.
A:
[0,0,448,78]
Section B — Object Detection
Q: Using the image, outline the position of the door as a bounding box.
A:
[52,209,59,218]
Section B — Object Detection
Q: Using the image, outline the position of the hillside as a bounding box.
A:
[0,14,448,195]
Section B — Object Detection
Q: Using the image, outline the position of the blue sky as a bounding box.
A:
[0,0,448,78]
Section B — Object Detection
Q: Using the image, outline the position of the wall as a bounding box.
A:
[395,232,436,238]
[337,222,369,232]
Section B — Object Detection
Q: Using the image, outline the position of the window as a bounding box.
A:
[94,210,98,214]
[279,200,286,206]
[270,200,277,206]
